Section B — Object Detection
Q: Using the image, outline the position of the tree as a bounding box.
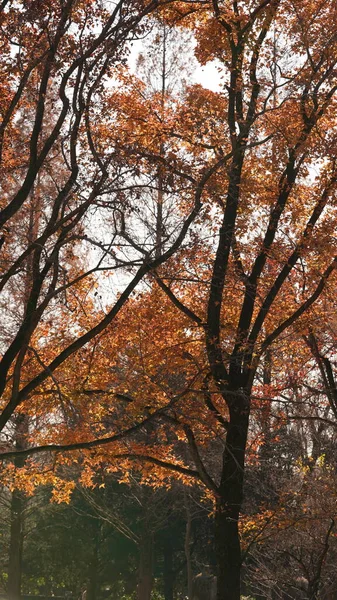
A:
[0,3,206,598]
[157,2,337,598]
[0,0,214,436]
[98,2,337,598]
[2,3,337,600]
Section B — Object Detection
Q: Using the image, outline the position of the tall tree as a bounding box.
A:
[0,1,209,440]
[100,2,337,598]
[2,3,337,600]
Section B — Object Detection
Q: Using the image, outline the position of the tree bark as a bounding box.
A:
[215,505,241,600]
[136,532,154,600]
[215,398,250,600]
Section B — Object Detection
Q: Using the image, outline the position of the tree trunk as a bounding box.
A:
[215,506,241,600]
[215,398,250,600]
[7,489,24,600]
[136,532,154,600]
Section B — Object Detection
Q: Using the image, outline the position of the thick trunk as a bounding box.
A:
[215,506,241,600]
[136,532,154,600]
[215,399,249,600]
[7,489,24,600]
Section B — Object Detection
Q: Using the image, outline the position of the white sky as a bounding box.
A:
[128,39,221,92]
[193,62,221,91]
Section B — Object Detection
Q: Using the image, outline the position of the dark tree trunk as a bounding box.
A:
[7,489,24,600]
[215,505,241,600]
[136,532,154,600]
[215,397,250,600]
[163,539,174,600]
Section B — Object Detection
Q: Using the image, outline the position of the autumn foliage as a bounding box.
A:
[1,1,337,600]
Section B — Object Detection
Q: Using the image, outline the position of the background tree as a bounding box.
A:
[0,0,210,439]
